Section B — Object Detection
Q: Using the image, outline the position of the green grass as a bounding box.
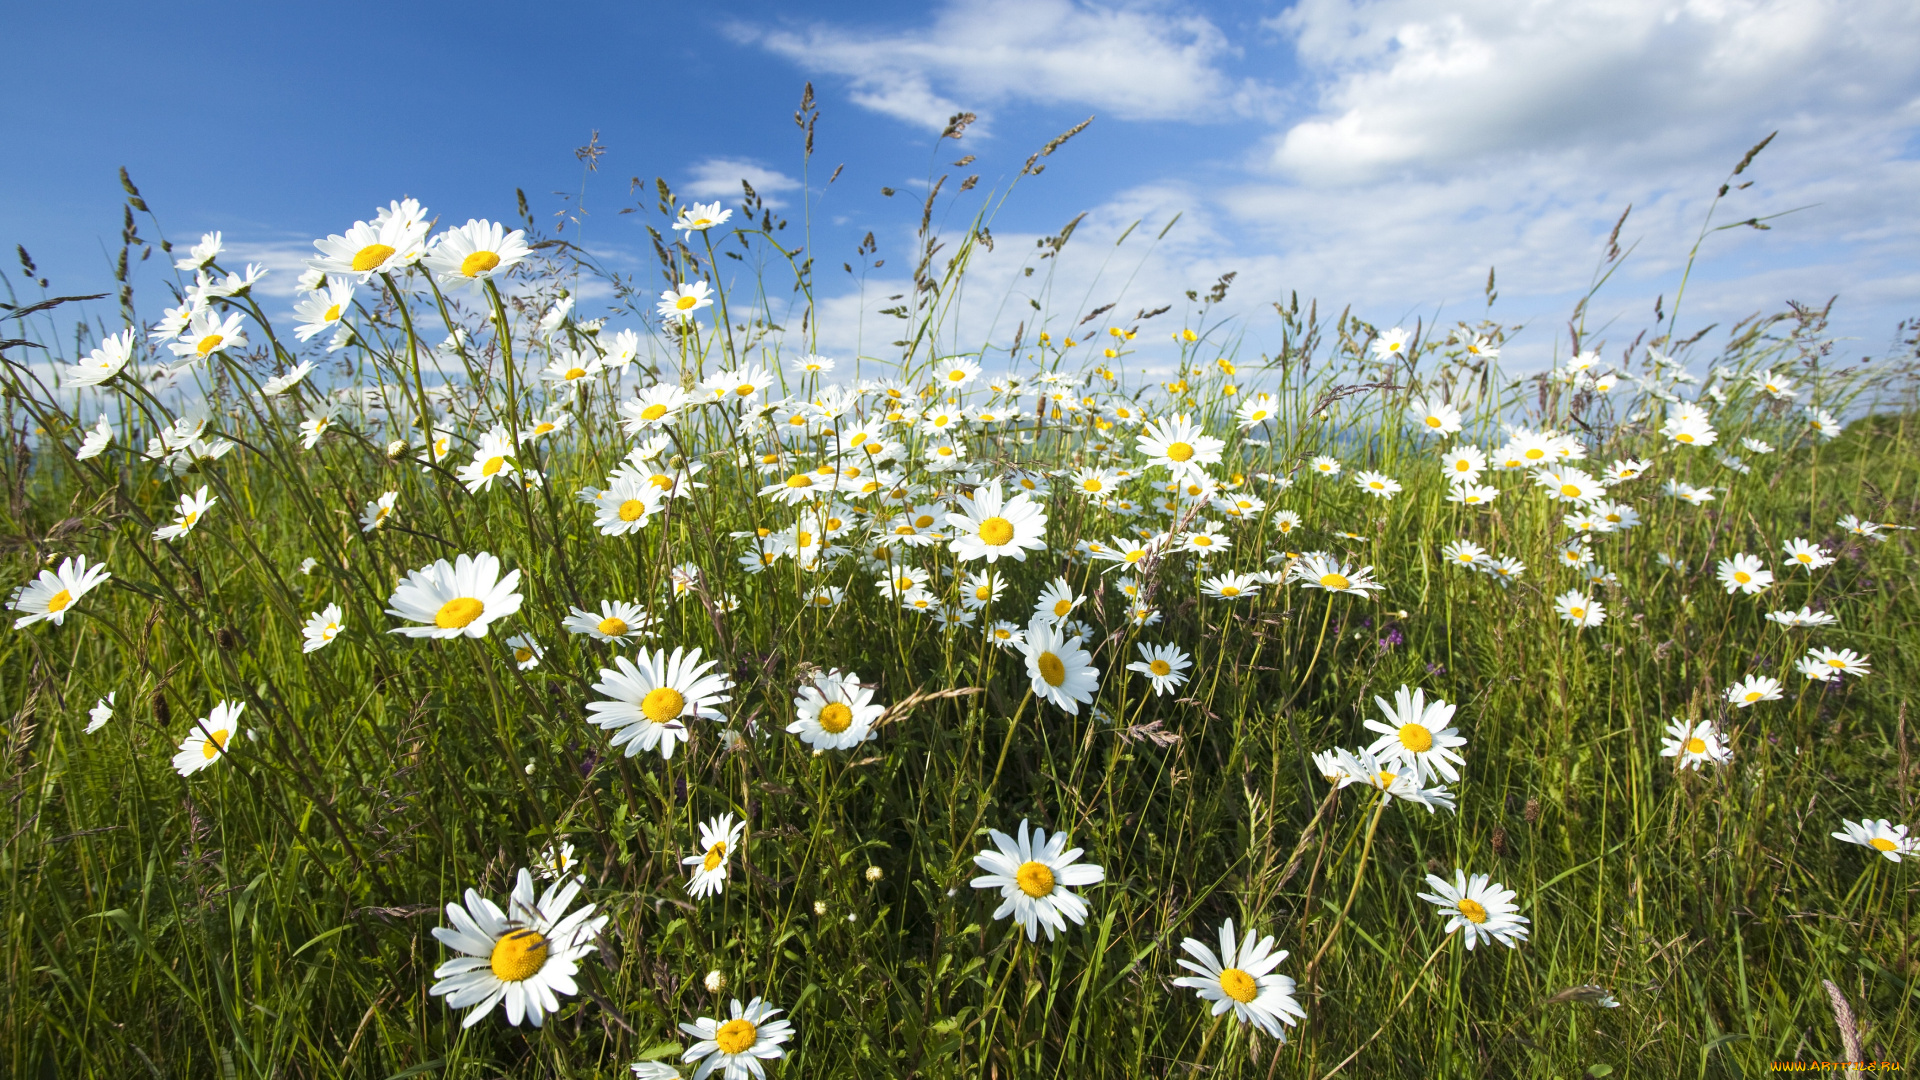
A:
[4,161,1920,1079]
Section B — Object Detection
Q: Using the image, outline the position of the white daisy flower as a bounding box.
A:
[152,485,217,542]
[1362,685,1466,784]
[788,669,884,751]
[85,692,116,735]
[1417,869,1529,950]
[1022,617,1100,715]
[10,553,111,628]
[1725,674,1782,708]
[1832,819,1913,862]
[682,814,746,899]
[946,481,1048,564]
[679,997,793,1080]
[587,646,733,760]
[172,700,246,777]
[563,599,654,644]
[429,868,609,1028]
[302,603,344,653]
[424,218,530,290]
[1171,919,1306,1039]
[969,819,1105,941]
[385,552,524,639]
[1660,717,1730,769]
[1126,642,1191,696]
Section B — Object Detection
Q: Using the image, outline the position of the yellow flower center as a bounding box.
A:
[1166,441,1195,462]
[1015,860,1056,897]
[434,597,485,629]
[1733,571,1750,583]
[703,841,727,872]
[974,586,992,601]
[1871,837,1898,852]
[1677,433,1695,443]
[489,929,549,982]
[1524,448,1546,460]
[618,499,649,522]
[323,303,342,321]
[795,532,813,548]
[978,517,1015,546]
[1455,460,1471,472]
[482,456,506,476]
[1052,599,1073,617]
[914,515,934,529]
[46,589,73,613]
[1561,484,1580,498]
[1219,967,1259,1003]
[564,367,587,380]
[1319,573,1350,590]
[714,1017,758,1055]
[1036,652,1066,687]
[1194,536,1213,546]
[1827,658,1846,668]
[196,334,224,357]
[1149,659,1171,676]
[1457,898,1489,925]
[1570,607,1586,619]
[1744,691,1762,702]
[650,474,676,491]
[1221,586,1240,596]
[514,647,534,663]
[1425,415,1443,428]
[201,729,230,759]
[642,687,686,723]
[640,403,669,420]
[1685,737,1706,755]
[786,474,813,489]
[1398,724,1433,753]
[1796,553,1812,563]
[676,295,699,310]
[460,250,501,277]
[597,617,629,638]
[818,702,854,734]
[351,243,396,272]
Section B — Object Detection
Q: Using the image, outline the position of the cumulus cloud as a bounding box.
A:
[684,157,803,209]
[732,0,1263,132]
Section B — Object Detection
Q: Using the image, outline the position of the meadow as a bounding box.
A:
[4,119,1919,1078]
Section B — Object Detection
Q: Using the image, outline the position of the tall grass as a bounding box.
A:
[4,118,1919,1078]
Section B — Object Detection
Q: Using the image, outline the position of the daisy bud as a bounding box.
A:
[386,439,407,458]
[813,901,828,916]
[865,866,884,883]
[704,969,727,993]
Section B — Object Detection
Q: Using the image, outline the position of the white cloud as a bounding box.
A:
[734,0,1261,132]
[684,157,802,209]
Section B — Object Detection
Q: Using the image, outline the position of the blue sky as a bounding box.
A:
[6,0,1917,373]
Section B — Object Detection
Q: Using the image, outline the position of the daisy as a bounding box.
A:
[456,428,518,493]
[946,481,1047,564]
[76,416,114,460]
[429,868,608,1028]
[1235,393,1278,429]
[619,384,693,433]
[958,569,1006,610]
[1595,502,1640,530]
[1803,646,1870,680]
[1354,470,1401,499]
[789,669,884,751]
[1725,674,1782,707]
[1200,571,1260,600]
[297,403,340,450]
[172,700,246,776]
[587,646,733,760]
[1441,445,1486,483]
[679,997,793,1080]
[302,603,344,653]
[1417,870,1529,950]
[1136,414,1223,481]
[506,634,544,670]
[1023,617,1100,714]
[1126,642,1191,696]
[1171,919,1306,1040]
[1553,590,1605,628]
[1309,456,1342,477]
[261,360,317,395]
[1660,718,1730,769]
[63,328,136,387]
[385,552,524,639]
[175,230,224,270]
[682,814,747,899]
[1033,577,1084,625]
[969,819,1105,941]
[1661,409,1717,447]
[309,214,429,282]
[1483,555,1525,586]
[1408,397,1463,436]
[1370,326,1412,360]
[152,485,217,542]
[1441,539,1488,569]
[592,478,664,536]
[167,310,248,364]
[360,491,398,532]
[986,620,1027,651]
[1765,606,1838,629]
[702,365,776,407]
[535,841,581,881]
[292,282,355,342]
[1782,538,1832,571]
[1363,685,1466,784]
[658,281,714,323]
[563,600,653,644]
[1716,554,1773,595]
[1837,515,1888,542]
[1537,467,1602,504]
[424,219,530,290]
[9,553,111,628]
[1832,819,1912,862]
[1289,553,1383,597]
[85,692,115,735]
[1447,482,1500,507]
[671,201,733,233]
[1605,458,1651,482]
[934,356,980,387]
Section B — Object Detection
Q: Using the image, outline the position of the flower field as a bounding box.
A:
[4,138,1919,1077]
